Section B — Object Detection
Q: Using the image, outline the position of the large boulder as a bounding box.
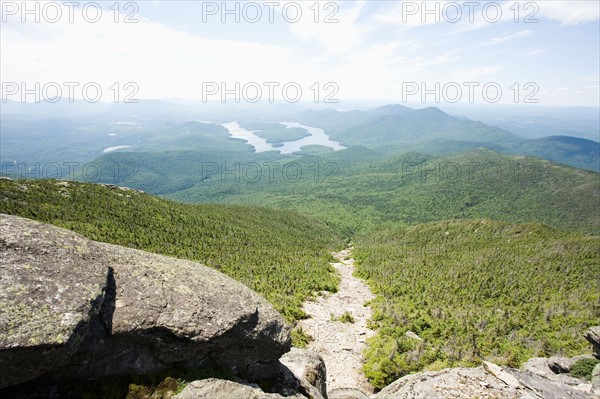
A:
[586,327,600,359]
[280,348,327,399]
[549,356,577,374]
[522,357,554,378]
[523,357,591,390]
[0,214,108,388]
[373,361,593,399]
[0,214,290,389]
[174,378,304,399]
[549,355,596,374]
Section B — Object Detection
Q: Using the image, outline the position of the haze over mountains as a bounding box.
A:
[1,100,599,174]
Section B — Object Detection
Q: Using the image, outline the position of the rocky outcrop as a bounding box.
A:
[549,356,578,373]
[548,355,595,374]
[0,214,290,389]
[523,355,596,394]
[174,378,305,399]
[586,327,600,359]
[522,357,555,379]
[372,361,593,399]
[280,348,328,399]
[0,215,108,388]
[2,213,598,399]
[172,360,329,399]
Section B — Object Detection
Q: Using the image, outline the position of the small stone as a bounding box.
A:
[406,330,423,341]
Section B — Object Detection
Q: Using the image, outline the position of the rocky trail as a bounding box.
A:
[299,247,376,394]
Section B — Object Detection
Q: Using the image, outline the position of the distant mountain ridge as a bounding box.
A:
[293,105,599,172]
[2,101,598,172]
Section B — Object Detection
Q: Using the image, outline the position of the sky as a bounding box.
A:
[1,0,599,106]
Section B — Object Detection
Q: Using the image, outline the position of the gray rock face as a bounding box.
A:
[0,214,290,389]
[548,354,595,375]
[373,362,593,399]
[522,357,554,378]
[549,356,577,374]
[174,378,305,399]
[0,214,108,388]
[523,356,592,390]
[280,348,327,399]
[586,327,600,359]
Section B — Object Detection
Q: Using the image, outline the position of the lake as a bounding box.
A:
[221,121,346,154]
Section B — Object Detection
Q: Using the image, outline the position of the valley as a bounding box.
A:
[3,2,599,397]
[1,102,599,397]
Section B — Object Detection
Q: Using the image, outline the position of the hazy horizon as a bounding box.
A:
[2,1,599,107]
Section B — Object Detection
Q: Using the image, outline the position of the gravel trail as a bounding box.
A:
[299,247,376,394]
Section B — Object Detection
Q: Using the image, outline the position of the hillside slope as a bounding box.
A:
[293,106,599,171]
[353,219,600,388]
[0,179,343,322]
[169,149,600,237]
[296,106,519,147]
[515,135,600,171]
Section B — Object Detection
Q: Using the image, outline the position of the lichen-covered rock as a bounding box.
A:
[174,378,304,399]
[404,331,422,342]
[0,214,290,389]
[373,362,593,399]
[0,214,108,388]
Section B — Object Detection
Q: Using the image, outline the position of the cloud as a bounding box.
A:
[523,48,547,56]
[484,30,533,46]
[1,0,597,105]
[578,76,600,83]
[447,0,598,36]
[373,0,457,27]
[535,1,600,26]
[0,2,322,100]
[452,66,504,80]
[287,1,369,56]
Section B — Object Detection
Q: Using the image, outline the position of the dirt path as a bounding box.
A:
[299,247,376,394]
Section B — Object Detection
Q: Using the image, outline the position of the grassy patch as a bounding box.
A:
[291,326,312,348]
[331,311,355,324]
[570,358,600,380]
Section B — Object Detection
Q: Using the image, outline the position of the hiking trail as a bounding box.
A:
[299,247,376,394]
